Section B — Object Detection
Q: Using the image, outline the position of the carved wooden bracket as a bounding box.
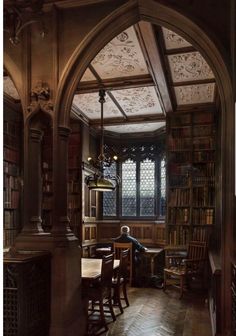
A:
[27,81,53,116]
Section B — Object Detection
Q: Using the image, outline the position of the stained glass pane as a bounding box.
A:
[122,159,136,216]
[103,162,117,216]
[140,158,155,216]
[160,158,166,216]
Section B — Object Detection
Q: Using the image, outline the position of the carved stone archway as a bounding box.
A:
[53,0,234,334]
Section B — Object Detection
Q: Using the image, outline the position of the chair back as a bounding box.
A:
[187,241,207,260]
[113,242,133,285]
[100,253,114,289]
[119,249,129,280]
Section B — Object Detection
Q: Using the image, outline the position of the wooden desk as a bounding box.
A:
[144,248,164,276]
[81,258,120,281]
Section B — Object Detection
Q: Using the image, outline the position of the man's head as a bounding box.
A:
[121,225,130,235]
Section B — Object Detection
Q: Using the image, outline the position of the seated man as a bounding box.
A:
[113,225,147,286]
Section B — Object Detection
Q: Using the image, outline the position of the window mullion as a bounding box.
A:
[137,156,140,217]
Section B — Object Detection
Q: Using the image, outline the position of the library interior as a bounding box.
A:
[3,1,236,335]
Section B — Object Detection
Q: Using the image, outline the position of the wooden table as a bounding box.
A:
[144,248,164,276]
[81,258,120,281]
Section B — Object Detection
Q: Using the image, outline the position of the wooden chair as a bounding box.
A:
[163,241,207,298]
[112,249,130,314]
[113,242,133,286]
[86,254,116,334]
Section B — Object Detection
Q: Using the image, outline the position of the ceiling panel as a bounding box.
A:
[73,92,122,119]
[111,86,163,116]
[168,52,214,83]
[80,68,97,82]
[104,121,165,134]
[174,83,215,105]
[91,26,149,79]
[4,76,20,100]
[162,27,191,50]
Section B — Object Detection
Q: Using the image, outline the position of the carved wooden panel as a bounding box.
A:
[4,252,51,336]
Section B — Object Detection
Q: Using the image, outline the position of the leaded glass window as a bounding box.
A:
[160,157,166,216]
[140,158,155,216]
[103,162,117,216]
[122,159,137,216]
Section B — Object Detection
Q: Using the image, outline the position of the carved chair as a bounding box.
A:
[163,241,207,298]
[113,242,133,286]
[112,249,130,314]
[86,253,116,335]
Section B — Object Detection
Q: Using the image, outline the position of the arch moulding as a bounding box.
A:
[54,0,234,334]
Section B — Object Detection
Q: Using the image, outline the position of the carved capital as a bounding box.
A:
[58,126,71,139]
[31,81,50,101]
[29,128,43,142]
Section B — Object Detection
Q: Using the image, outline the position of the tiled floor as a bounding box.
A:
[101,287,212,336]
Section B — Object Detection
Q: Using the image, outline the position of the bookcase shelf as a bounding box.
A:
[166,110,216,246]
[4,109,22,249]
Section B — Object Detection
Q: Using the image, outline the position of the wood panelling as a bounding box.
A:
[96,221,166,247]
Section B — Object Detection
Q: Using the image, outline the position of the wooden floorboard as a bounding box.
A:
[99,287,212,336]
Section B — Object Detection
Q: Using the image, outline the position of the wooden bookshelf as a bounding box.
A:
[42,129,53,232]
[166,110,216,246]
[68,121,82,238]
[3,109,22,248]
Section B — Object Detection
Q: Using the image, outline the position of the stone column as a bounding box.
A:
[22,127,44,234]
[52,126,71,233]
[49,125,86,336]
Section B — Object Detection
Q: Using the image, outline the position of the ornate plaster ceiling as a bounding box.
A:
[80,68,96,82]
[90,26,149,79]
[104,122,165,134]
[162,27,191,50]
[111,86,162,116]
[167,52,214,83]
[73,92,121,119]
[174,83,215,105]
[4,76,20,100]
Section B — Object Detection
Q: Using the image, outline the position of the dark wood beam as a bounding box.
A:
[76,74,154,94]
[165,46,196,55]
[172,78,215,87]
[107,91,127,119]
[90,114,165,127]
[135,22,173,114]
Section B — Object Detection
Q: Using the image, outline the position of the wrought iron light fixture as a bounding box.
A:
[85,89,120,192]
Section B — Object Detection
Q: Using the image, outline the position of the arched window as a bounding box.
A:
[102,142,166,219]
[122,159,137,216]
[140,158,155,216]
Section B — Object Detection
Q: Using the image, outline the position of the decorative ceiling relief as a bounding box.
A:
[80,68,97,82]
[73,92,122,119]
[174,83,215,105]
[111,86,163,116]
[4,76,20,100]
[104,122,165,134]
[162,27,191,50]
[168,52,214,83]
[91,26,148,79]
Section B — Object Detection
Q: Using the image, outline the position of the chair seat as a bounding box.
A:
[164,267,186,276]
